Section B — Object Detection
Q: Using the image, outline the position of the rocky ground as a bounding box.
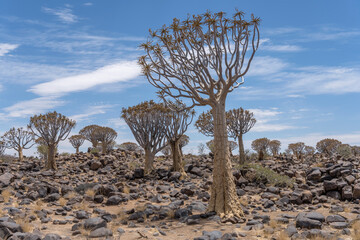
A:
[0,149,360,240]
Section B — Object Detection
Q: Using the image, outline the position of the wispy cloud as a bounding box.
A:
[42,6,78,24]
[70,105,115,122]
[248,108,296,132]
[29,61,141,96]
[108,118,128,129]
[247,56,288,77]
[0,43,19,56]
[2,97,65,118]
[260,38,304,52]
[84,3,93,6]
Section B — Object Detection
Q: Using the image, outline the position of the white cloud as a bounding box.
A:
[0,58,86,84]
[42,7,78,24]
[108,118,128,128]
[248,108,296,132]
[84,2,93,6]
[0,43,19,56]
[2,97,65,118]
[70,105,114,122]
[260,38,304,52]
[247,56,288,77]
[29,61,141,96]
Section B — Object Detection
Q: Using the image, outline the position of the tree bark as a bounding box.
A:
[46,145,57,170]
[259,150,264,160]
[208,101,243,219]
[76,147,79,154]
[18,148,23,161]
[238,134,245,165]
[102,142,107,155]
[170,140,186,176]
[144,148,155,174]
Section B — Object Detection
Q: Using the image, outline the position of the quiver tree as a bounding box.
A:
[94,127,117,154]
[139,10,260,218]
[164,101,195,174]
[122,101,169,174]
[79,125,101,148]
[3,127,35,161]
[28,111,75,170]
[304,146,315,156]
[268,140,281,157]
[227,108,256,164]
[69,135,85,154]
[119,142,140,152]
[251,138,270,160]
[288,142,305,160]
[316,138,342,157]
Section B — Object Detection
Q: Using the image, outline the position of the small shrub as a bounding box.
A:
[239,163,294,188]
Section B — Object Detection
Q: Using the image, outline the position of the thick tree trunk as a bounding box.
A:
[238,134,245,165]
[91,141,98,149]
[170,140,186,176]
[144,148,155,174]
[259,150,264,160]
[208,101,243,219]
[46,145,57,170]
[102,142,107,155]
[18,148,23,161]
[76,147,79,154]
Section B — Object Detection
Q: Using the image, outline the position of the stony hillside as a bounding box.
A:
[0,149,360,240]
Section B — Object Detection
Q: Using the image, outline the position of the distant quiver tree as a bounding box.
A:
[28,111,75,170]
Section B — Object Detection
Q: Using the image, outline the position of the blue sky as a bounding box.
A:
[1,0,360,156]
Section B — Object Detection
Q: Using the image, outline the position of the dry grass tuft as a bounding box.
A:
[16,218,33,232]
[34,200,44,211]
[351,220,360,240]
[85,189,96,198]
[1,188,12,203]
[278,231,289,240]
[74,200,90,211]
[123,185,130,194]
[59,197,67,206]
[167,209,175,219]
[268,219,277,228]
[66,191,77,199]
